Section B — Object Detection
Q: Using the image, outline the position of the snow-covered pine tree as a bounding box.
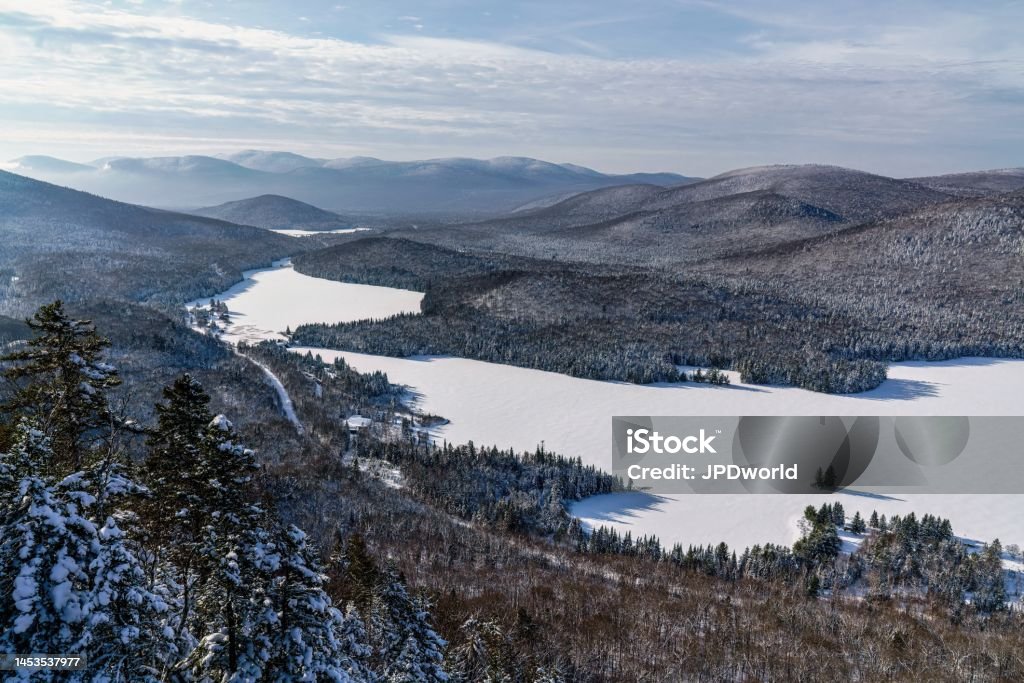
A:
[140,374,216,639]
[448,616,514,683]
[0,420,170,682]
[183,412,268,679]
[1,301,121,471]
[972,539,1007,613]
[260,524,374,681]
[370,563,447,682]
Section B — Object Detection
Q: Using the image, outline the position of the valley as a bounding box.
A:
[195,256,1024,553]
[4,156,1024,680]
[7,1,1024,676]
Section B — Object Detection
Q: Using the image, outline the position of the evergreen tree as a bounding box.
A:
[869,510,879,529]
[371,563,447,682]
[449,616,513,683]
[823,464,838,489]
[1,301,121,471]
[0,420,169,681]
[850,511,867,534]
[264,524,374,680]
[973,539,1007,613]
[339,533,381,614]
[139,375,214,649]
[832,501,845,527]
[184,413,267,679]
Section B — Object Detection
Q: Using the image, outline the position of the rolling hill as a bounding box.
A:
[407,164,951,266]
[189,194,355,231]
[720,189,1024,313]
[640,165,951,221]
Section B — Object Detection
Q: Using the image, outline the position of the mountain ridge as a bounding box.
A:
[8,151,695,215]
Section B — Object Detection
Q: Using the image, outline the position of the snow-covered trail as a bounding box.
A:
[246,354,303,435]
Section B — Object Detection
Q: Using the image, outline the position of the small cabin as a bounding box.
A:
[345,415,372,434]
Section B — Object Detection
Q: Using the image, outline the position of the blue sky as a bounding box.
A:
[0,0,1021,176]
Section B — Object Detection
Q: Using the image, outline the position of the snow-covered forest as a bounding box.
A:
[3,302,1023,681]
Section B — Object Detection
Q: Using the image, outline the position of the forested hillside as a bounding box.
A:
[292,171,1024,394]
[0,171,296,314]
[291,238,887,392]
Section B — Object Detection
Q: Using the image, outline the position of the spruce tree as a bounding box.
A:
[263,524,374,680]
[184,413,266,679]
[449,617,512,683]
[371,563,447,682]
[339,532,380,614]
[0,420,169,681]
[832,501,845,527]
[973,539,1007,613]
[2,301,121,471]
[140,375,213,621]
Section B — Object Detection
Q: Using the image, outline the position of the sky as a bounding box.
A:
[0,0,1021,176]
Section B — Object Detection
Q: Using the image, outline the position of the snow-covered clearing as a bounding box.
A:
[270,227,372,237]
[293,349,1024,551]
[184,259,423,344]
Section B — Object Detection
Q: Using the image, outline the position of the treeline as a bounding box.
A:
[294,311,686,384]
[356,439,620,536]
[850,511,1007,614]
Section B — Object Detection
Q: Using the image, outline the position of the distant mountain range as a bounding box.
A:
[5,151,697,215]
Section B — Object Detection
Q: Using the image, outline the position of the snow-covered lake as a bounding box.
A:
[185,259,423,344]
[270,227,372,237]
[195,260,1024,551]
[294,349,1024,549]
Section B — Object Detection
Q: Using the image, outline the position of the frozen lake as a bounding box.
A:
[270,227,372,237]
[185,259,423,344]
[197,260,1024,550]
[294,349,1024,549]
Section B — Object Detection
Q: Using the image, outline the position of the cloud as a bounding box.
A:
[0,0,1021,174]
